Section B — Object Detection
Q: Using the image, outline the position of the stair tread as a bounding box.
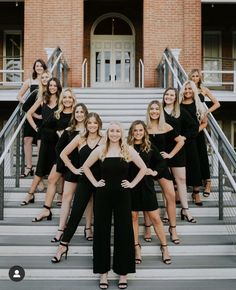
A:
[0,255,236,269]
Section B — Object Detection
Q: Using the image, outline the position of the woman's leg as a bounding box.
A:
[53,181,77,241]
[84,195,94,240]
[158,178,179,244]
[23,136,33,170]
[147,209,171,264]
[20,174,42,205]
[171,167,196,222]
[33,165,61,220]
[132,211,141,263]
[143,211,152,242]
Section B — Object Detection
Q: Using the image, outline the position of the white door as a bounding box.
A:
[91,36,135,87]
[3,30,22,84]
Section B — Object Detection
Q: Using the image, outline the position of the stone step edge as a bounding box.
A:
[0,245,235,256]
[0,268,236,280]
[0,225,233,235]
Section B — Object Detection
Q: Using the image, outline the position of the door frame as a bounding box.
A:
[90,13,135,88]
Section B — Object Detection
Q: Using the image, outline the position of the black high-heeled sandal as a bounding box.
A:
[134,243,142,264]
[20,166,34,178]
[51,242,68,263]
[180,208,197,223]
[20,192,35,206]
[168,225,180,244]
[203,180,211,197]
[144,224,152,242]
[192,190,203,206]
[51,229,64,243]
[84,227,93,241]
[118,282,128,289]
[160,244,172,265]
[32,205,52,222]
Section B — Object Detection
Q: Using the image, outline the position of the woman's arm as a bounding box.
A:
[199,116,208,132]
[161,135,185,159]
[203,86,220,114]
[26,97,43,131]
[83,147,105,187]
[121,146,147,189]
[17,79,30,103]
[60,135,83,175]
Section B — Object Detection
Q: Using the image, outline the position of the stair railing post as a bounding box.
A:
[0,135,5,220]
[218,138,224,220]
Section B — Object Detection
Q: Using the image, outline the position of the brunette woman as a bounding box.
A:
[51,113,103,263]
[20,77,62,206]
[162,87,197,223]
[189,69,220,197]
[179,80,208,206]
[83,121,146,289]
[146,100,184,244]
[17,59,47,177]
[127,120,171,266]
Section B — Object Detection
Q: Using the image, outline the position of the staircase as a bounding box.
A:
[0,88,236,290]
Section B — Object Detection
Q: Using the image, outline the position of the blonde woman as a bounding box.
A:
[189,69,220,197]
[179,80,208,205]
[31,88,77,221]
[83,122,146,289]
[146,100,184,245]
[162,87,197,223]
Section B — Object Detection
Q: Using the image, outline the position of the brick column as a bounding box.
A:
[24,0,84,86]
[182,0,201,73]
[143,0,201,87]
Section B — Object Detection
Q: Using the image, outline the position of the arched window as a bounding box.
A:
[94,17,132,35]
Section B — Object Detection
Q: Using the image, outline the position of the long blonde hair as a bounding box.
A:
[179,80,207,121]
[162,87,180,118]
[127,120,151,153]
[101,121,130,162]
[37,69,51,100]
[188,68,203,89]
[80,112,103,144]
[146,100,166,131]
[54,88,76,120]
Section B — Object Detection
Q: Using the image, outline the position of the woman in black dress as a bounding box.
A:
[162,87,197,223]
[20,77,62,206]
[51,113,103,263]
[30,88,77,220]
[83,121,146,289]
[146,100,184,244]
[179,80,208,206]
[189,69,220,197]
[17,59,47,177]
[127,120,171,265]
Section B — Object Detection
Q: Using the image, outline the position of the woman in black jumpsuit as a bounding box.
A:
[51,113,103,261]
[83,122,146,289]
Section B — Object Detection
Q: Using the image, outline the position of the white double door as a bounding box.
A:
[91,35,135,87]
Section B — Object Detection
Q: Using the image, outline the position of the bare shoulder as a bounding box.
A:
[165,123,173,132]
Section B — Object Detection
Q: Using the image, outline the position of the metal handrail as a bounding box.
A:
[138,59,144,88]
[0,47,70,219]
[82,58,88,88]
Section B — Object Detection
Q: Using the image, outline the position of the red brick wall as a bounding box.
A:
[24,0,83,86]
[143,0,201,87]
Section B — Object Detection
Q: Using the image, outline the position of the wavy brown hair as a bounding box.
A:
[127,120,151,153]
[67,103,88,133]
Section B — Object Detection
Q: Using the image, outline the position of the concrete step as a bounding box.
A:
[3,188,233,200]
[1,279,236,290]
[0,255,236,280]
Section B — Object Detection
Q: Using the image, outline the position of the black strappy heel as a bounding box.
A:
[51,242,68,263]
